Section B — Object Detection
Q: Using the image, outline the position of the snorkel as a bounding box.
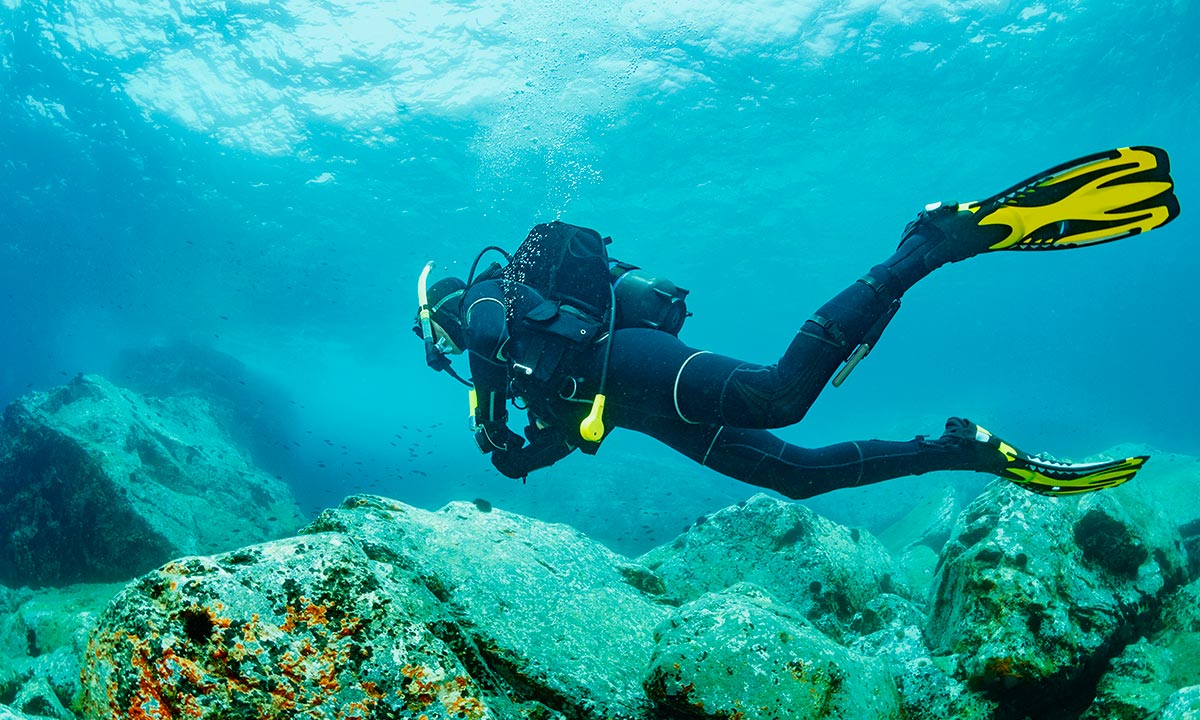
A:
[417,261,442,370]
[416,261,472,388]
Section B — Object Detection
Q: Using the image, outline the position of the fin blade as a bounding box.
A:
[1003,455,1148,496]
[964,147,1179,251]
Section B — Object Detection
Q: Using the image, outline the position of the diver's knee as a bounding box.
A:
[721,369,815,428]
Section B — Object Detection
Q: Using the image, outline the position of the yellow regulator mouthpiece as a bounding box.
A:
[468,389,479,430]
[580,394,607,442]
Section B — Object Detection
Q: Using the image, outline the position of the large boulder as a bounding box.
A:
[0,375,307,586]
[110,340,305,491]
[305,495,672,719]
[79,532,516,720]
[644,583,900,720]
[927,480,1187,710]
[81,495,670,720]
[639,493,908,641]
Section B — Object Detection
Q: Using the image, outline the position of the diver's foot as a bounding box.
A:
[879,203,1014,293]
[939,417,1148,496]
[895,203,1011,270]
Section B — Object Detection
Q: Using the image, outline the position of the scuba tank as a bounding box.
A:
[609,260,690,336]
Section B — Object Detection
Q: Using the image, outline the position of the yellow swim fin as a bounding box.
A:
[947,418,1147,496]
[963,145,1180,251]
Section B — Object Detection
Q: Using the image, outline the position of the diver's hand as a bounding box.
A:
[490,448,530,480]
[473,424,525,454]
[491,424,575,481]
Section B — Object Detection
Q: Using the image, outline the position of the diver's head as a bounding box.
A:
[418,276,467,353]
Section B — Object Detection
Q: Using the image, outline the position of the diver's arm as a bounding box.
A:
[463,281,521,453]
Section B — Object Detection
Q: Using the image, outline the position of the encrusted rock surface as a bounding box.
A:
[79,495,668,719]
[79,532,505,720]
[0,375,307,587]
[305,495,671,719]
[928,480,1187,703]
[639,493,907,641]
[645,583,900,720]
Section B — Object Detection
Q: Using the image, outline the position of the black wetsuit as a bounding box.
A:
[462,232,985,499]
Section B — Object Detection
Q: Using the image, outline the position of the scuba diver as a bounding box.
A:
[414,146,1180,499]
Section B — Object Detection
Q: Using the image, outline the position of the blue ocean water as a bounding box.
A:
[1,0,1197,548]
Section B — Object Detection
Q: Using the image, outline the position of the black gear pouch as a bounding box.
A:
[512,301,603,384]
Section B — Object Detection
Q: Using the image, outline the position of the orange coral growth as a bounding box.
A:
[985,656,1018,678]
[85,587,492,720]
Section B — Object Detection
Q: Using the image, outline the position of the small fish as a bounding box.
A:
[472,498,493,513]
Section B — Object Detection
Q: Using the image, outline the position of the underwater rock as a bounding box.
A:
[876,484,960,598]
[111,340,303,482]
[1108,445,1200,530]
[0,705,46,720]
[305,495,670,719]
[644,583,900,720]
[1158,686,1200,719]
[79,532,509,720]
[1083,578,1200,719]
[927,480,1187,711]
[639,493,907,641]
[1081,638,1177,720]
[0,374,307,587]
[848,593,996,719]
[876,484,958,556]
[0,582,123,717]
[8,676,71,720]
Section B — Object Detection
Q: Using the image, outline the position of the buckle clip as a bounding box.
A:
[832,300,901,387]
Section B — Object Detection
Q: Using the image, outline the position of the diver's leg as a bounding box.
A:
[615,413,982,500]
[670,211,1003,428]
[602,219,973,430]
[617,414,1146,499]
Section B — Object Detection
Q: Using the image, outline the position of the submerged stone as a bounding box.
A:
[0,375,307,587]
[927,480,1187,713]
[306,495,670,719]
[639,493,907,641]
[644,583,900,720]
[79,533,504,720]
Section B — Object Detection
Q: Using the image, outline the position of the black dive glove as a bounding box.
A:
[474,423,524,455]
[489,423,575,480]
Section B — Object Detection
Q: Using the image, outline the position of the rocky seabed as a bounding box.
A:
[3,375,1200,719]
